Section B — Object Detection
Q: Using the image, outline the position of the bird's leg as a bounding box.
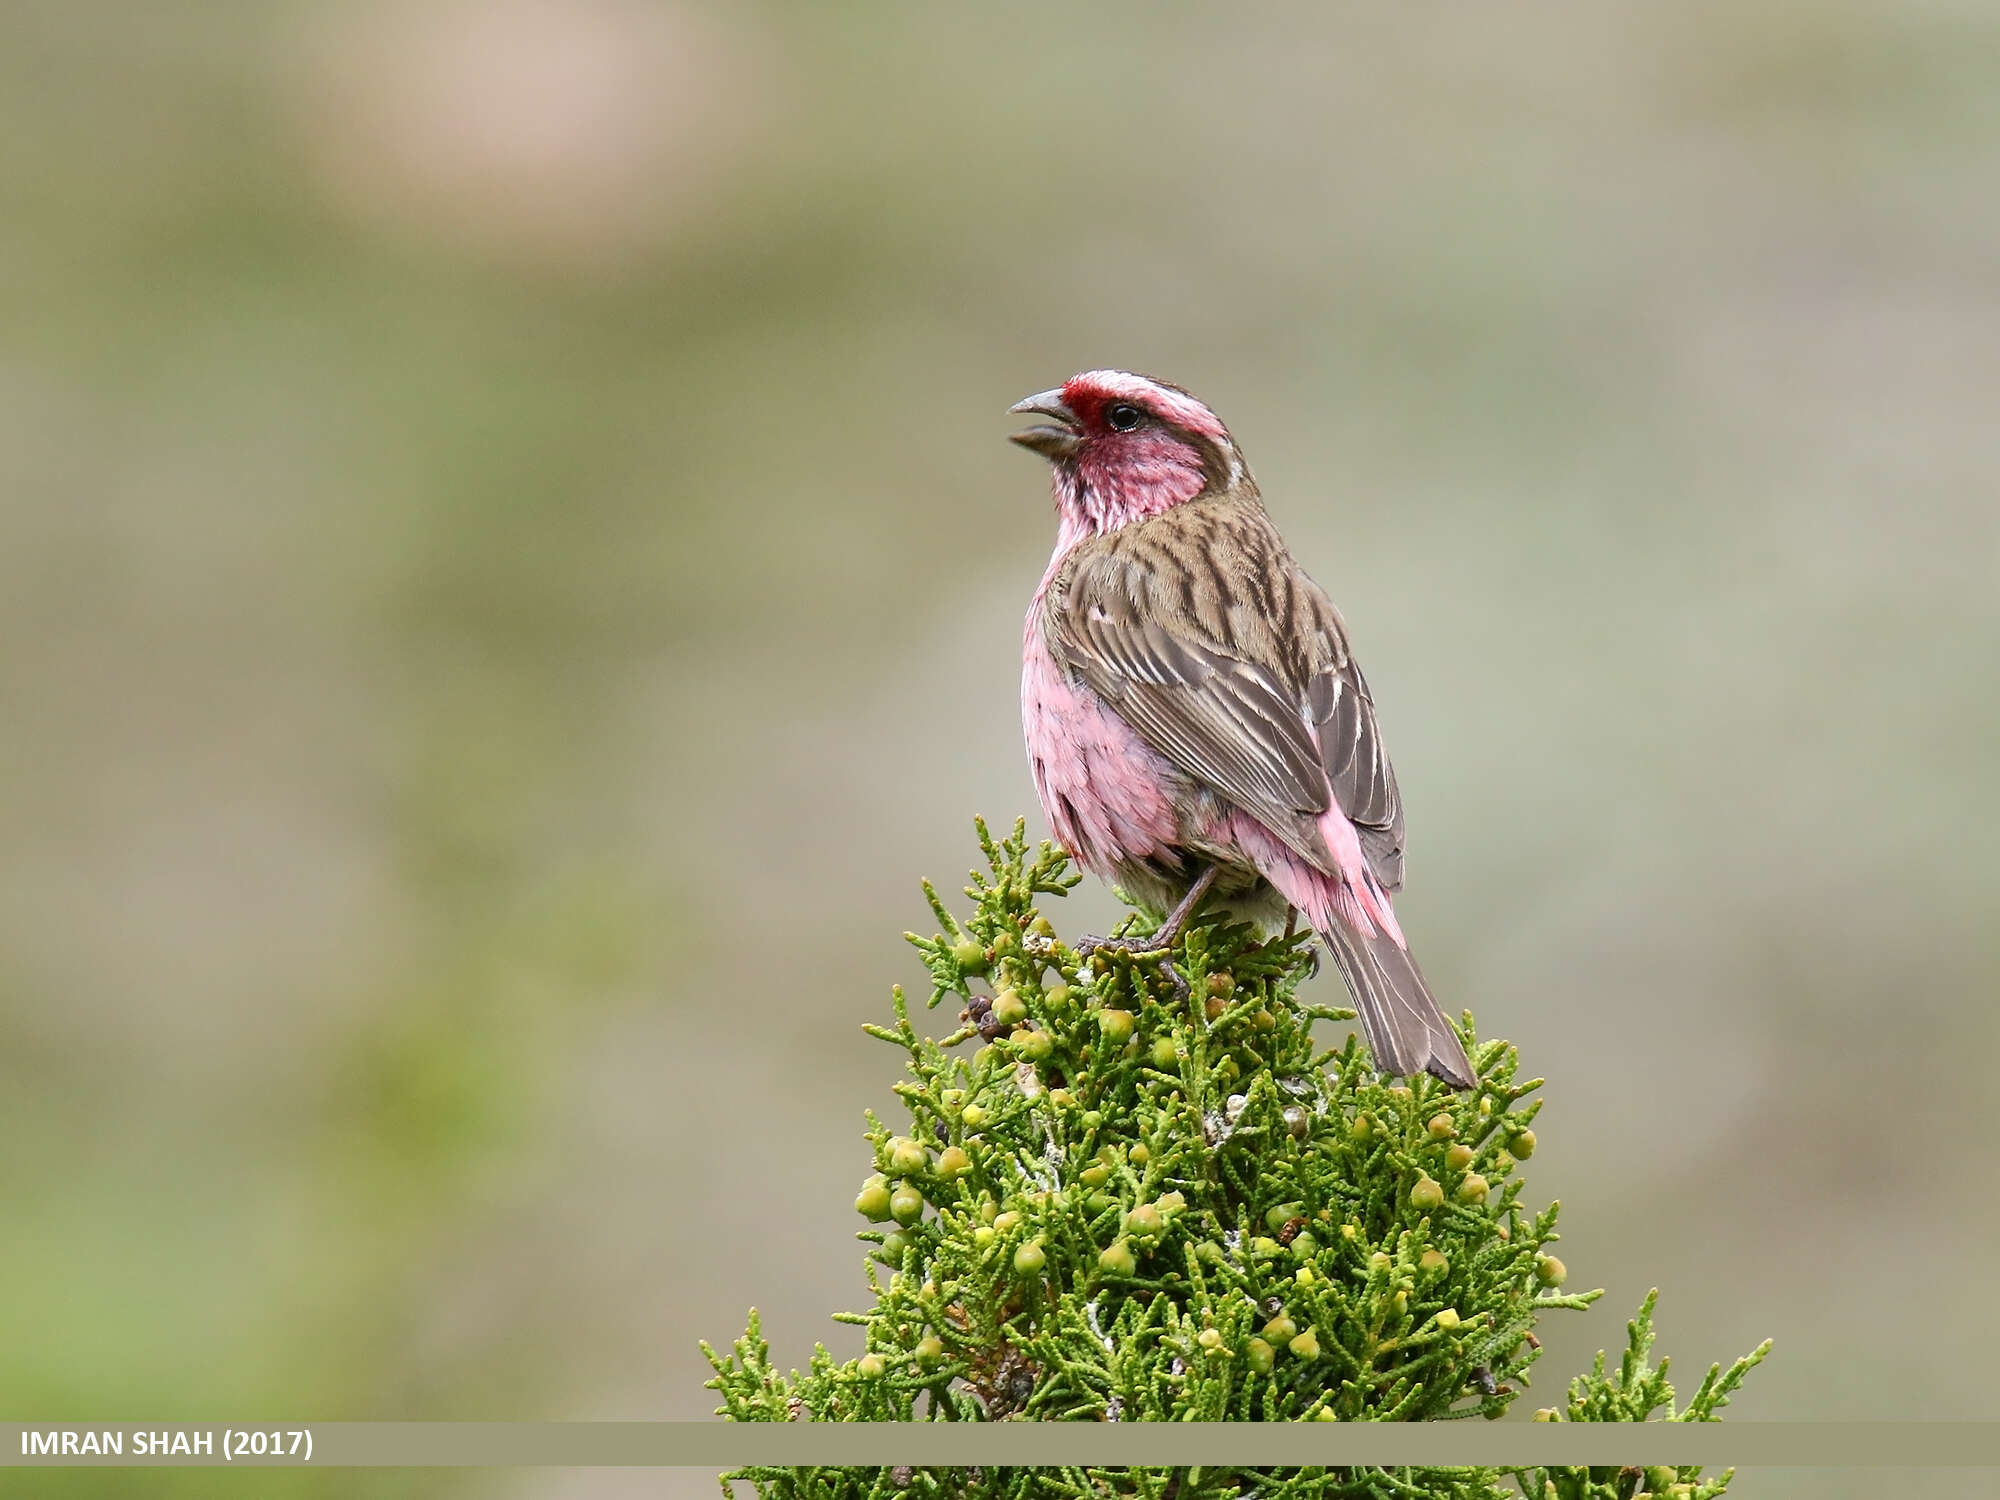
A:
[1147,865,1220,952]
[1073,866,1220,964]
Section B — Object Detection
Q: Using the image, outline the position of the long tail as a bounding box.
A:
[1321,922,1475,1089]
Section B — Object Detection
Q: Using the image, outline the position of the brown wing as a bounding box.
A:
[1049,501,1410,889]
[1307,645,1405,890]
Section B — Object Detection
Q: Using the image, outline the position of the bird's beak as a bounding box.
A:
[1008,389,1082,460]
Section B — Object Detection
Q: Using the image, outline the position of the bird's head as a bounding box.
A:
[1009,370,1248,539]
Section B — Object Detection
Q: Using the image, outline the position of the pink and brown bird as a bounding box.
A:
[1011,369,1475,1088]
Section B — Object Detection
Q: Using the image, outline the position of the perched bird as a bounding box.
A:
[1010,370,1474,1088]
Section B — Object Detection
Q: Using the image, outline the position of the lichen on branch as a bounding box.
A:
[704,820,1769,1499]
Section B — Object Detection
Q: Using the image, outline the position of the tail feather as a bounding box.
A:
[1321,923,1475,1089]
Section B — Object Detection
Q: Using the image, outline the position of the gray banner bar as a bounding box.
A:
[4,1423,1997,1467]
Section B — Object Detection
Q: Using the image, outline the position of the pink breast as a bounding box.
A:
[1021,615,1182,877]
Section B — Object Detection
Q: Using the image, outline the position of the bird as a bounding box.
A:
[1010,369,1475,1089]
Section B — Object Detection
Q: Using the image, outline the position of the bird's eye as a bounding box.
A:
[1106,402,1143,432]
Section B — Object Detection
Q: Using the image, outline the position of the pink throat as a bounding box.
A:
[1049,439,1207,553]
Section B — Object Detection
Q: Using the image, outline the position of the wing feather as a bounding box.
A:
[1051,503,1408,890]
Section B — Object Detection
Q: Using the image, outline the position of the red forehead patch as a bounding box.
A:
[1062,370,1229,441]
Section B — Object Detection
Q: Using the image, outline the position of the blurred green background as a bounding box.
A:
[3,1,1996,1496]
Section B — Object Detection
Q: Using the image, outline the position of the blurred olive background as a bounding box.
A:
[3,2,1996,1497]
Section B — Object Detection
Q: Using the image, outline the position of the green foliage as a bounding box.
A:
[704,821,1769,1499]
[1515,1292,1771,1500]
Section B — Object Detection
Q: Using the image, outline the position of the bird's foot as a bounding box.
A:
[1072,930,1163,960]
[1280,906,1322,977]
[1071,933,1191,1000]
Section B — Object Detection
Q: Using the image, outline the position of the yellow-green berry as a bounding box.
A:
[888,1137,929,1175]
[960,1104,987,1129]
[952,940,988,974]
[1445,1144,1475,1172]
[1262,1313,1297,1343]
[992,1210,1020,1233]
[1099,1240,1136,1276]
[1251,1235,1281,1257]
[1044,984,1070,1008]
[1509,1129,1537,1159]
[1264,1201,1305,1233]
[855,1176,893,1222]
[1435,1308,1461,1330]
[1128,1142,1150,1166]
[1419,1249,1449,1275]
[1150,1037,1177,1069]
[1196,1327,1223,1352]
[876,1230,913,1265]
[1644,1469,1677,1493]
[889,1184,925,1225]
[1017,1029,1052,1063]
[1350,1114,1373,1142]
[1013,1239,1046,1275]
[936,1146,971,1179]
[1456,1172,1490,1205]
[1536,1254,1567,1286]
[1245,1336,1274,1374]
[1290,1232,1318,1258]
[1313,1406,1337,1422]
[1532,1408,1559,1422]
[915,1334,943,1363]
[973,1225,996,1248]
[1080,1164,1110,1189]
[1126,1203,1163,1237]
[1411,1175,1445,1212]
[857,1353,885,1378]
[1098,1008,1135,1043]
[1428,1112,1455,1141]
[1288,1328,1321,1359]
[991,989,1027,1026]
